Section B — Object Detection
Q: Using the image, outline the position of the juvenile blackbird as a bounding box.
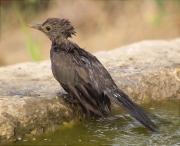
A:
[28,18,159,132]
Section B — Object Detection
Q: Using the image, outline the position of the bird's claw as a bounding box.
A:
[64,94,80,103]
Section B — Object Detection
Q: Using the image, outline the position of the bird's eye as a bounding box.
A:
[46,26,51,31]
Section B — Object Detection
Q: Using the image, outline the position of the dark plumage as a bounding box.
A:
[28,18,159,132]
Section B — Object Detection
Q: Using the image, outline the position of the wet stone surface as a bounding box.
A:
[0,39,180,144]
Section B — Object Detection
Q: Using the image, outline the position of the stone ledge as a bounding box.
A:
[0,39,180,144]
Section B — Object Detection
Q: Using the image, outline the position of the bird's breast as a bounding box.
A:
[51,51,80,85]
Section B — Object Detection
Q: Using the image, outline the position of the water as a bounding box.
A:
[8,99,180,145]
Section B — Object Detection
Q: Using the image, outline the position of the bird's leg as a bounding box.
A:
[65,93,80,103]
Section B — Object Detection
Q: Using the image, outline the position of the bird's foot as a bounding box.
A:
[57,92,80,104]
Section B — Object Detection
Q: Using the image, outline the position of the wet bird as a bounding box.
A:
[28,18,159,132]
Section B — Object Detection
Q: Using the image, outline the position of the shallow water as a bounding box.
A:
[8,99,180,145]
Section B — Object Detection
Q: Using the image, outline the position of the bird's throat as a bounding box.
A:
[53,36,69,45]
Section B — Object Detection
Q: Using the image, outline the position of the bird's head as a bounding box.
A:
[27,18,76,42]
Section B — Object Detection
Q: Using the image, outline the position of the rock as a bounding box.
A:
[0,39,180,144]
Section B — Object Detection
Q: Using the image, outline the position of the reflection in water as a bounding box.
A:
[10,99,180,145]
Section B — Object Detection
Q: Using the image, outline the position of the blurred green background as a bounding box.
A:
[0,0,179,66]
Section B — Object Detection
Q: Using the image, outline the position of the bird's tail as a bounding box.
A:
[105,89,159,132]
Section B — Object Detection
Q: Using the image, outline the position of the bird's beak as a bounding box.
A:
[27,24,41,30]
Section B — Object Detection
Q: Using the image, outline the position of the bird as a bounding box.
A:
[27,18,159,132]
